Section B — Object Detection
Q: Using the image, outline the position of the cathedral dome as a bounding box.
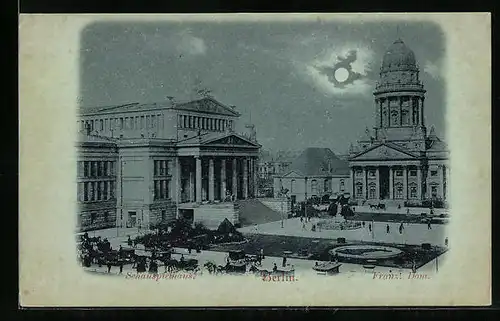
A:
[381,39,418,72]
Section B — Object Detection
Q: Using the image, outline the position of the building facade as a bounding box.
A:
[274,148,350,204]
[77,97,261,231]
[348,39,449,205]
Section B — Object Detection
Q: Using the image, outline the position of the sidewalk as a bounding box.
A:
[353,205,449,216]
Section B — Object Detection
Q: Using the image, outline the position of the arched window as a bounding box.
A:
[395,182,404,199]
[355,182,363,198]
[290,179,295,193]
[409,183,418,199]
[311,179,318,195]
[368,182,376,199]
[340,179,345,192]
[324,179,331,192]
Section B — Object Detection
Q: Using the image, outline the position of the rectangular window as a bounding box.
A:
[100,119,104,131]
[431,185,438,197]
[91,161,97,177]
[152,115,156,128]
[410,170,417,177]
[103,181,108,200]
[97,181,102,200]
[109,181,115,199]
[141,116,145,129]
[89,182,95,201]
[90,212,96,225]
[197,117,201,129]
[183,115,187,128]
[431,170,438,177]
[395,170,403,177]
[368,170,376,177]
[120,118,124,130]
[146,115,151,128]
[84,182,89,202]
[109,162,114,176]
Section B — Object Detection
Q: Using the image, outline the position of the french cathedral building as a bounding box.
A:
[348,39,449,205]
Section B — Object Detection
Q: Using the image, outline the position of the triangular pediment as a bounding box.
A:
[204,134,259,147]
[175,97,240,116]
[350,143,417,161]
[282,170,304,178]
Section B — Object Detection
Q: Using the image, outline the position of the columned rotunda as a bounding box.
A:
[348,39,449,205]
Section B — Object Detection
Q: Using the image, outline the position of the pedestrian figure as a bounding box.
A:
[107,262,112,273]
[273,263,278,272]
[398,204,401,209]
[300,216,303,223]
[445,237,448,247]
[315,262,319,266]
[127,236,132,247]
[260,248,264,260]
[406,208,410,215]
[386,224,390,234]
[368,223,372,232]
[282,256,287,267]
[428,221,432,230]
[362,221,365,227]
[302,223,306,230]
[119,261,123,274]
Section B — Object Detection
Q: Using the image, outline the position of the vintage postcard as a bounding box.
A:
[19,13,491,306]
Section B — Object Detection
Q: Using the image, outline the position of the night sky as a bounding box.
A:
[80,20,446,155]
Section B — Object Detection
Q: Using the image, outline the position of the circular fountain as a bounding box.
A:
[329,245,403,260]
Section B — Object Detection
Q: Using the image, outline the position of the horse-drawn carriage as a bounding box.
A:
[369,203,386,210]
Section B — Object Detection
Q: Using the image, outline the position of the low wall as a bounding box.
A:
[193,203,240,230]
[259,198,291,215]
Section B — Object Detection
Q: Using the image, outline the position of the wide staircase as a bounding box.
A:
[237,198,284,227]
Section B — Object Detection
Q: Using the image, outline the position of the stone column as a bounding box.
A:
[243,158,248,199]
[220,159,226,200]
[375,167,380,199]
[403,166,408,200]
[389,166,394,199]
[416,166,422,200]
[421,98,425,126]
[195,157,202,203]
[399,97,403,126]
[208,158,215,201]
[253,157,258,198]
[349,167,354,198]
[438,165,444,199]
[175,158,181,218]
[362,167,367,199]
[232,158,238,199]
[189,161,195,202]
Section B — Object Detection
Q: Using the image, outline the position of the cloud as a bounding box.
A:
[175,31,207,56]
[140,29,207,56]
[301,43,376,97]
[423,60,441,79]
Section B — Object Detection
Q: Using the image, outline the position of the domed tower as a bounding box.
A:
[373,39,427,151]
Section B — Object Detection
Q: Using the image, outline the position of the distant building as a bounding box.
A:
[274,148,350,204]
[76,97,261,231]
[348,39,449,205]
[256,150,298,197]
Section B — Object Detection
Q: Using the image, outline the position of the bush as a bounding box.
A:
[422,243,431,250]
[337,237,346,244]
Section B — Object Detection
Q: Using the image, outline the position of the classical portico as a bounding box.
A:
[176,132,260,205]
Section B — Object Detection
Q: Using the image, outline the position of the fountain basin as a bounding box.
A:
[330,245,403,260]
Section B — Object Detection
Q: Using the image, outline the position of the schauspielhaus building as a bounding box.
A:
[348,39,449,205]
[76,97,261,231]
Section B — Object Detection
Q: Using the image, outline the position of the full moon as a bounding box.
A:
[334,67,350,83]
